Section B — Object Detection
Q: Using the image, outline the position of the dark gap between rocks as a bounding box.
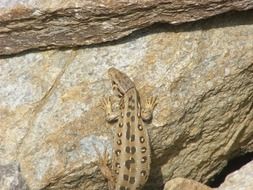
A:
[208,152,253,187]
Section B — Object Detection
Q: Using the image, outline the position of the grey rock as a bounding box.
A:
[0,163,29,190]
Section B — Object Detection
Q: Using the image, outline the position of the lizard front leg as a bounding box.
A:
[141,96,158,122]
[101,97,119,122]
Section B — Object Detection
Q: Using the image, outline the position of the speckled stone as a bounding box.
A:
[0,0,253,55]
[0,163,29,190]
[0,11,252,190]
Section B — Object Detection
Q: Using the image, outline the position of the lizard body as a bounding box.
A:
[96,67,157,190]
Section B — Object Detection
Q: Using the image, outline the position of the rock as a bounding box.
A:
[1,0,253,55]
[217,160,253,190]
[164,161,253,190]
[164,177,212,190]
[0,163,29,190]
[163,160,253,190]
[0,10,253,190]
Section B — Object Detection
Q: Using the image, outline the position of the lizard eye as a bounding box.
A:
[112,85,123,97]
[118,93,123,98]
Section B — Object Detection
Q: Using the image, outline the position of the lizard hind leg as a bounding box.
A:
[93,143,115,190]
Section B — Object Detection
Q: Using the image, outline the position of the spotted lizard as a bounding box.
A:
[94,67,157,190]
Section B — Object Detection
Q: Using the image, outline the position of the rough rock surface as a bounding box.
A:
[0,163,29,190]
[163,160,253,190]
[0,10,253,190]
[164,177,212,190]
[217,160,253,190]
[1,0,253,55]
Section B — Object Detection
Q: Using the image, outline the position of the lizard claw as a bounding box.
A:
[92,143,110,167]
[146,96,158,110]
[92,143,114,185]
[100,96,119,122]
[100,97,112,110]
[141,96,158,121]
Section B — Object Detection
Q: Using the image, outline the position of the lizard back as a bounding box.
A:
[108,68,151,190]
[113,88,150,190]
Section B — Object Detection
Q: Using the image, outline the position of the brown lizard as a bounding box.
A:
[94,67,157,190]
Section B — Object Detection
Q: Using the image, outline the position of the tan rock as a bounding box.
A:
[0,10,252,190]
[217,160,253,190]
[1,0,253,55]
[164,177,212,190]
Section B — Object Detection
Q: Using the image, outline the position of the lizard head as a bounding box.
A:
[108,67,135,97]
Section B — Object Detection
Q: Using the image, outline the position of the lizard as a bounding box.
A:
[94,67,157,190]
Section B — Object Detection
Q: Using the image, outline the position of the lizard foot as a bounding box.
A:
[93,143,115,189]
[100,97,112,111]
[141,96,158,121]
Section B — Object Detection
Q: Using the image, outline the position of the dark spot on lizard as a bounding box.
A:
[141,156,147,163]
[117,132,122,137]
[126,146,130,153]
[126,112,131,117]
[115,149,121,156]
[137,110,141,118]
[123,174,129,181]
[129,177,135,184]
[129,96,135,104]
[126,122,131,140]
[131,135,135,142]
[131,147,136,154]
[125,157,135,170]
[119,122,123,128]
[141,170,147,176]
[138,124,143,131]
[141,147,147,153]
[128,105,135,110]
[117,140,122,145]
[115,162,120,168]
[140,136,145,143]
[125,146,136,154]
[131,116,135,122]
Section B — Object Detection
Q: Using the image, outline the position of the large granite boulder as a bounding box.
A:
[0,3,252,190]
[1,0,253,55]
